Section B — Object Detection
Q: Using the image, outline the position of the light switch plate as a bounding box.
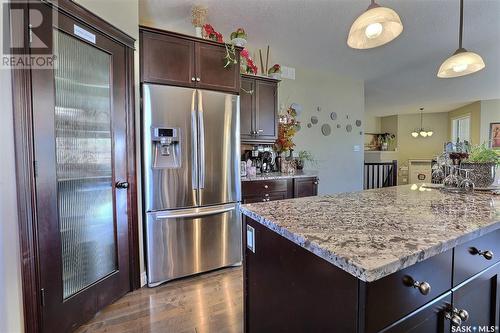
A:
[281,66,295,80]
[353,145,361,152]
[246,225,255,253]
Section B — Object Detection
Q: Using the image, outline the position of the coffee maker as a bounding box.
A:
[260,151,274,173]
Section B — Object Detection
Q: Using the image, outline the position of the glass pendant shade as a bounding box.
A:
[437,49,486,78]
[419,130,428,137]
[427,131,434,137]
[411,131,419,138]
[347,3,403,49]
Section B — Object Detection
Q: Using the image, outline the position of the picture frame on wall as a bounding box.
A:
[490,122,500,150]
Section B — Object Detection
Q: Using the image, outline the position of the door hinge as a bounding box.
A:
[40,288,45,307]
[34,160,38,177]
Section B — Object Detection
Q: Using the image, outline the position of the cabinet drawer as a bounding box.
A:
[453,229,500,286]
[242,191,288,204]
[364,250,453,333]
[242,179,290,197]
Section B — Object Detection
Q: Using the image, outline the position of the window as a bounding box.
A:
[452,115,470,143]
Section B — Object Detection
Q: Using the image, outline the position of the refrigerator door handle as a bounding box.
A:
[197,90,206,189]
[155,203,236,220]
[191,90,199,191]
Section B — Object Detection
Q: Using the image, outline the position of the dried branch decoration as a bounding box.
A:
[191,5,207,27]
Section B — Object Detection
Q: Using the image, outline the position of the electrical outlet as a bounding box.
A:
[353,145,361,152]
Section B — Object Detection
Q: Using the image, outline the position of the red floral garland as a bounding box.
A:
[202,24,223,43]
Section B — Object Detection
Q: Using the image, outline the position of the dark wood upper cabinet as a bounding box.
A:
[141,31,195,87]
[240,74,279,143]
[140,27,241,94]
[196,42,240,92]
[240,77,256,141]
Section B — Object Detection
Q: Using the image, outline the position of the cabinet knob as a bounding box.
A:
[191,77,196,82]
[262,198,270,202]
[404,276,431,295]
[257,129,264,133]
[446,307,469,326]
[450,314,462,327]
[457,309,469,322]
[470,247,494,260]
[264,185,269,189]
[196,77,201,82]
[313,181,319,185]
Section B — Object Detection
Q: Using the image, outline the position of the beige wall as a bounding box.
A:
[365,115,381,133]
[0,9,24,332]
[279,69,365,194]
[396,112,449,184]
[380,115,398,151]
[448,102,481,145]
[480,99,500,145]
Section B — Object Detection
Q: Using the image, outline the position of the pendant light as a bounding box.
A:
[347,0,403,49]
[411,108,434,138]
[437,0,485,78]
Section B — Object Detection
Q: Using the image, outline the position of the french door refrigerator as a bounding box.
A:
[142,84,241,287]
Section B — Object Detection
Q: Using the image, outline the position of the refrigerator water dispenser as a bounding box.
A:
[151,127,181,169]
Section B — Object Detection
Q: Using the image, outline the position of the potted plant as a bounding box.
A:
[296,150,317,170]
[268,64,282,80]
[240,49,258,74]
[461,143,499,188]
[230,28,247,47]
[275,105,301,172]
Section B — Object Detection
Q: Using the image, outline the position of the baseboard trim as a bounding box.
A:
[140,271,147,287]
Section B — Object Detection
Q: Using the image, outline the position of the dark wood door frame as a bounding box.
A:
[9,1,140,332]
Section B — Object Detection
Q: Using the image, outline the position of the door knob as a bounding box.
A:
[116,181,129,189]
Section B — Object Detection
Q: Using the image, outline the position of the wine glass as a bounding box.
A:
[443,166,460,188]
[459,169,475,192]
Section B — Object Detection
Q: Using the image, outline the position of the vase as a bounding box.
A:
[460,162,496,188]
[275,154,282,172]
[195,27,202,38]
[381,142,388,151]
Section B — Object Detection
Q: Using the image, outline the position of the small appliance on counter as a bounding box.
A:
[242,147,277,174]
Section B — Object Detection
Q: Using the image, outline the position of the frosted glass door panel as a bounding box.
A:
[54,30,116,299]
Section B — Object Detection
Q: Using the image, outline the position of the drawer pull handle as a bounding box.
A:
[404,276,431,295]
[262,198,270,202]
[413,280,431,295]
[445,308,469,327]
[264,185,269,189]
[264,193,269,197]
[471,247,494,260]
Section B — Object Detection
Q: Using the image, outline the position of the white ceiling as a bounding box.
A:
[139,0,500,116]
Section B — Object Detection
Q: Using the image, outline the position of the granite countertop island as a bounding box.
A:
[241,170,318,182]
[240,185,500,282]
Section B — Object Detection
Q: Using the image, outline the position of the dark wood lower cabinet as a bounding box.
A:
[452,262,500,331]
[243,216,500,333]
[380,293,452,333]
[241,176,318,203]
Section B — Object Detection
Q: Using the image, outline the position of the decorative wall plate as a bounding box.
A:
[336,124,341,129]
[311,116,318,124]
[307,123,312,128]
[346,124,353,132]
[355,120,362,127]
[330,112,337,120]
[321,124,331,136]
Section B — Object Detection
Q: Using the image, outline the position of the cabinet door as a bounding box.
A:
[141,31,195,87]
[240,78,255,141]
[452,262,500,331]
[380,293,452,333]
[255,80,278,141]
[195,42,240,93]
[293,177,318,198]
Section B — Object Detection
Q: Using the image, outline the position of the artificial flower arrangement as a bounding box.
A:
[202,24,223,43]
[191,5,207,37]
[275,105,301,153]
[267,64,281,76]
[240,49,258,74]
[230,28,247,47]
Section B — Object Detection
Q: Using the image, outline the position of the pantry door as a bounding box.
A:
[30,6,131,332]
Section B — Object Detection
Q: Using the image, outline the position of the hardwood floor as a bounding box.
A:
[76,267,243,333]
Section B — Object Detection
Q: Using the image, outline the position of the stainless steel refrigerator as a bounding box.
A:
[142,84,241,287]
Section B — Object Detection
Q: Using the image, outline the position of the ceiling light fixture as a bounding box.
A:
[347,0,403,49]
[412,108,434,138]
[437,0,485,78]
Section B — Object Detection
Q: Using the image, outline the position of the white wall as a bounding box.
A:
[279,69,365,194]
[0,8,24,333]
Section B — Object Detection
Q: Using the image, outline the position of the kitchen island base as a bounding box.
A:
[243,216,500,333]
